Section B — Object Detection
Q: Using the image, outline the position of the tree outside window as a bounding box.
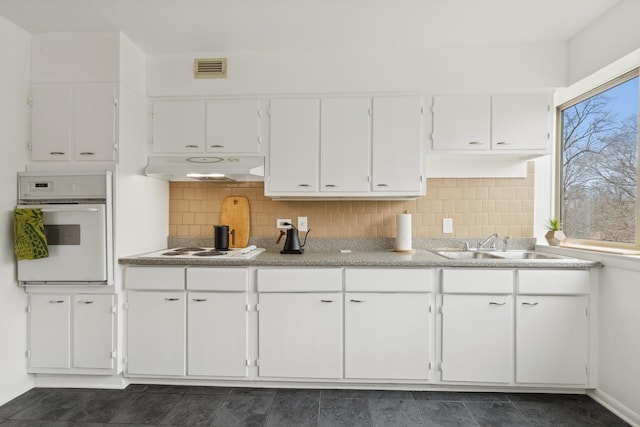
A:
[560,72,639,246]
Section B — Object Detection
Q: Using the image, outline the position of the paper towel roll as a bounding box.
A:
[395,213,412,251]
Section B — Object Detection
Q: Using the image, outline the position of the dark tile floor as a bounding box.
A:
[0,385,630,426]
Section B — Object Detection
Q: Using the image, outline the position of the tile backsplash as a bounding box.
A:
[169,162,534,239]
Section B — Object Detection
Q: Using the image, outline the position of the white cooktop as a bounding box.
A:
[140,245,265,259]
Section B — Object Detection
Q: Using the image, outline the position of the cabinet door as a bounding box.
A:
[31,85,72,161]
[267,99,319,192]
[320,98,371,192]
[258,293,342,378]
[516,295,588,385]
[29,294,71,369]
[492,95,550,151]
[74,85,116,161]
[151,101,205,153]
[345,293,430,380]
[73,294,115,369]
[126,291,186,376]
[188,292,248,377]
[206,99,261,153]
[441,294,512,383]
[372,96,423,192]
[432,95,490,150]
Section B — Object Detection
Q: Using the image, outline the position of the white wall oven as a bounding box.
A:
[17,172,113,286]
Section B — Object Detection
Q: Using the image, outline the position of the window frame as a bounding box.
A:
[555,68,640,250]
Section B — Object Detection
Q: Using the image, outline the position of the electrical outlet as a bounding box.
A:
[443,218,454,234]
[276,218,292,229]
[298,216,308,232]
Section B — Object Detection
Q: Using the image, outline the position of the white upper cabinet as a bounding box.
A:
[151,99,263,155]
[372,96,424,192]
[31,83,117,162]
[432,95,491,151]
[151,101,205,153]
[205,99,262,153]
[267,95,424,198]
[320,98,371,192]
[267,98,320,192]
[431,94,550,153]
[492,94,550,151]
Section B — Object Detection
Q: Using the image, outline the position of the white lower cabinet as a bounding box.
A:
[440,269,513,383]
[344,268,432,380]
[187,292,248,377]
[515,269,590,385]
[126,291,186,376]
[28,293,116,372]
[125,267,249,378]
[257,268,343,379]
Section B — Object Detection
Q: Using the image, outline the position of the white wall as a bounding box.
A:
[593,264,640,425]
[147,42,567,97]
[0,16,32,405]
[568,0,640,84]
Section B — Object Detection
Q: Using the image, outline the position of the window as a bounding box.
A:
[559,70,639,248]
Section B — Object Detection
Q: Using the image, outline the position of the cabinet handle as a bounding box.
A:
[489,302,506,306]
[185,144,199,148]
[324,184,337,188]
[50,152,66,155]
[209,144,224,148]
[350,299,365,303]
[192,298,208,302]
[298,184,311,187]
[49,300,65,304]
[376,183,389,187]
[78,300,94,304]
[468,141,484,145]
[164,297,180,301]
[496,141,512,146]
[79,152,95,156]
[320,299,334,303]
[522,302,539,306]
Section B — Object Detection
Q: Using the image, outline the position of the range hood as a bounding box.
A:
[145,156,265,182]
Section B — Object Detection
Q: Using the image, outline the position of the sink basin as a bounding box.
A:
[491,251,561,260]
[436,251,500,260]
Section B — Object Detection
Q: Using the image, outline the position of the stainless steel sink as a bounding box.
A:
[491,251,561,260]
[435,250,565,260]
[436,251,501,259]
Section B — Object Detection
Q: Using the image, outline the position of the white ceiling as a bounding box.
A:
[0,0,622,53]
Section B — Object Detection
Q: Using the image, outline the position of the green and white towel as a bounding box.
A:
[14,208,49,260]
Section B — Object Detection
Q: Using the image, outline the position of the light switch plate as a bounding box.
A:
[443,218,454,234]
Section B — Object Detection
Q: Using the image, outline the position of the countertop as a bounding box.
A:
[119,248,600,269]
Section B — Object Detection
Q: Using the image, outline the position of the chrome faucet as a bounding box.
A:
[477,233,498,251]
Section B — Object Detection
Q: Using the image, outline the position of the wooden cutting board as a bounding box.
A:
[220,196,250,248]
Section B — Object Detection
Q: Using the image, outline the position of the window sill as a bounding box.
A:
[536,243,640,272]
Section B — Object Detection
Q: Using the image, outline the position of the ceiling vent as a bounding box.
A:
[194,58,227,79]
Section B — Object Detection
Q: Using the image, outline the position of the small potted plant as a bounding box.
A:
[544,218,567,246]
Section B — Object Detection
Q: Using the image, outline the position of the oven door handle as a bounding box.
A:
[40,208,100,213]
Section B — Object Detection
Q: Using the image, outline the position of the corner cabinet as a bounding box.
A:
[30,83,117,162]
[515,270,590,386]
[266,96,425,198]
[27,293,117,373]
[431,94,550,154]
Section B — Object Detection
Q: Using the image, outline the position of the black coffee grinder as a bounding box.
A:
[277,222,310,254]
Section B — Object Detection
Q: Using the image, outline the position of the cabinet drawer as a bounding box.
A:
[345,268,432,292]
[187,268,248,291]
[441,269,513,294]
[258,268,342,292]
[125,267,185,290]
[518,270,590,295]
